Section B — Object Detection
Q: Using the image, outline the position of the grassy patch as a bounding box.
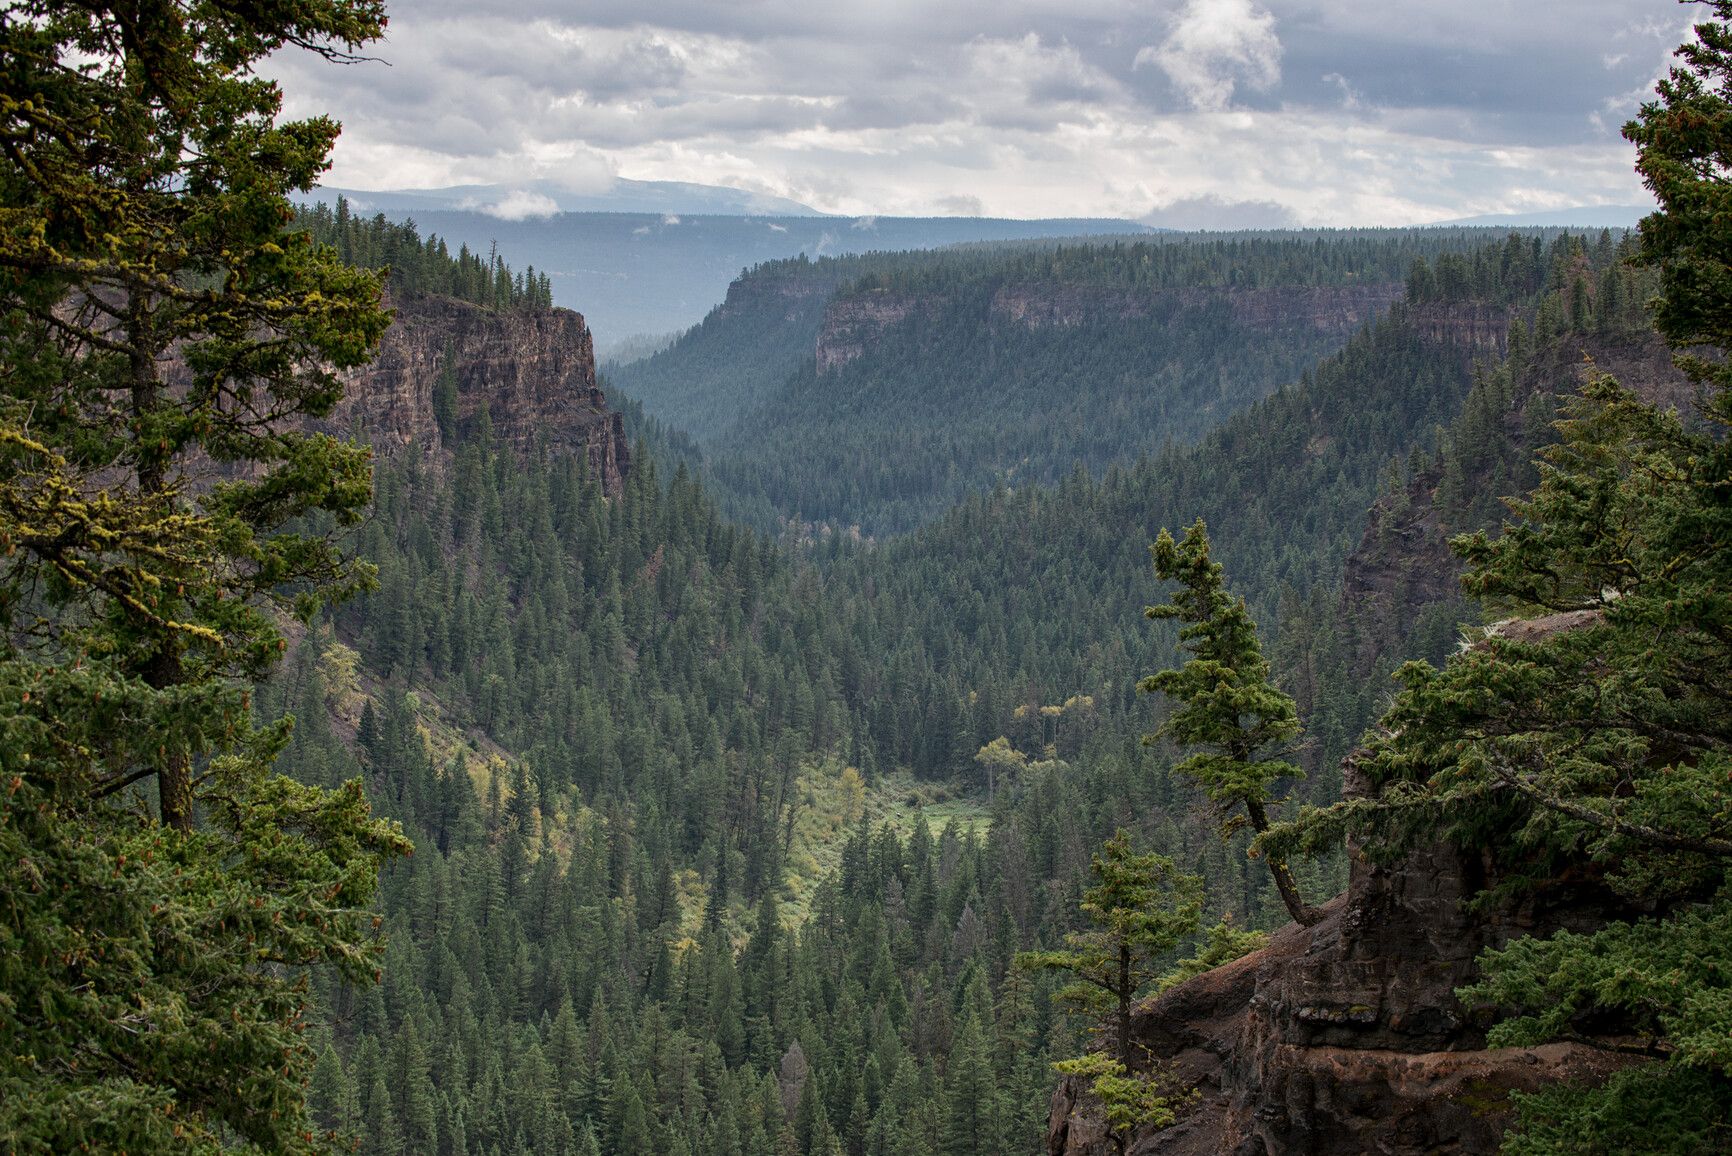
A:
[779,762,993,920]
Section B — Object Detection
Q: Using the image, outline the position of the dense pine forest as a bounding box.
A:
[240,215,1661,1153]
[611,230,1591,535]
[6,0,1732,1154]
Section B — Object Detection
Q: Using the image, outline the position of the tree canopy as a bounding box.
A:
[1141,520,1319,926]
[0,0,409,1148]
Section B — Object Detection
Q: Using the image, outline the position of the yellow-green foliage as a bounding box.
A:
[1052,1052,1188,1146]
[780,760,991,918]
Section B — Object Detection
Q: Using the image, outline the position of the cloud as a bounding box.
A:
[1320,72,1358,110]
[768,222,788,232]
[1142,194,1298,229]
[475,189,561,220]
[1136,0,1282,111]
[935,194,986,217]
[662,213,682,225]
[262,0,1677,224]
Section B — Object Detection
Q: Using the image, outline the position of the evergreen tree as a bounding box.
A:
[1140,520,1319,926]
[937,1013,1001,1156]
[1271,9,1732,1146]
[0,0,409,1150]
[1017,832,1201,1064]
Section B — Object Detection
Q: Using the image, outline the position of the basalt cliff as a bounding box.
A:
[1047,782,1641,1155]
[323,294,630,494]
[815,282,1408,374]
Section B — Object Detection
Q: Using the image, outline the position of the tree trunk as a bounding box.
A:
[1246,797,1320,926]
[144,650,194,832]
[129,294,194,833]
[1116,942,1131,1064]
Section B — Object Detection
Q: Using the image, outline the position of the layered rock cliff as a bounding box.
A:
[1047,797,1641,1155]
[710,260,844,325]
[324,294,630,494]
[990,282,1404,334]
[814,282,1405,373]
[1400,302,1517,352]
[815,289,929,372]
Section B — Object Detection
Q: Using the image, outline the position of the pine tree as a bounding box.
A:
[1017,831,1202,1063]
[0,1,409,1149]
[1140,519,1319,926]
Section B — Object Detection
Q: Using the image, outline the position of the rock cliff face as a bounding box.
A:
[1337,326,1688,673]
[1401,303,1516,351]
[324,294,629,494]
[1047,808,1641,1155]
[991,283,1404,334]
[814,283,1405,373]
[815,290,929,373]
[711,261,843,325]
[1337,473,1462,674]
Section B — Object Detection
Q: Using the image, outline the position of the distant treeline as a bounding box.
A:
[298,198,555,311]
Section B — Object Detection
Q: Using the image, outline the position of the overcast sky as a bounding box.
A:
[269,0,1690,225]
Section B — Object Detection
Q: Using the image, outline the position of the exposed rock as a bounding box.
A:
[712,261,843,324]
[1337,325,1688,673]
[323,294,629,494]
[1482,608,1605,644]
[815,289,931,372]
[1338,472,1461,674]
[1052,588,1647,1156]
[1402,303,1516,351]
[990,283,1404,335]
[1048,831,1644,1155]
[814,283,1407,373]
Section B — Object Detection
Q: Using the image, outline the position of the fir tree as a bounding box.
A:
[0,0,409,1149]
[1017,831,1202,1064]
[1140,520,1319,925]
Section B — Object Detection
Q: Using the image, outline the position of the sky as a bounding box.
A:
[268,0,1691,225]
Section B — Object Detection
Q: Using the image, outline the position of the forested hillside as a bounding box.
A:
[13,0,1732,1153]
[615,230,1591,535]
[229,214,1658,1156]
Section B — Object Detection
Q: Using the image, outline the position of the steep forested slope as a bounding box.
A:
[822,235,1606,779]
[616,230,1582,536]
[274,224,1648,1156]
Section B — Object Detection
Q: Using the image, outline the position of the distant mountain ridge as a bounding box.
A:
[318,177,826,218]
[300,185,1156,344]
[1427,204,1651,228]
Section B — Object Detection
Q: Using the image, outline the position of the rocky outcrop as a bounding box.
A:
[1048,819,1644,1155]
[1337,325,1689,673]
[325,294,629,494]
[712,261,843,324]
[1337,473,1461,673]
[1054,371,1687,1154]
[815,282,1406,374]
[1401,303,1516,352]
[815,289,931,373]
[991,283,1404,335]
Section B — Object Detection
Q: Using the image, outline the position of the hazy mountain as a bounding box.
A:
[319,177,825,218]
[302,188,1156,346]
[1428,204,1652,227]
